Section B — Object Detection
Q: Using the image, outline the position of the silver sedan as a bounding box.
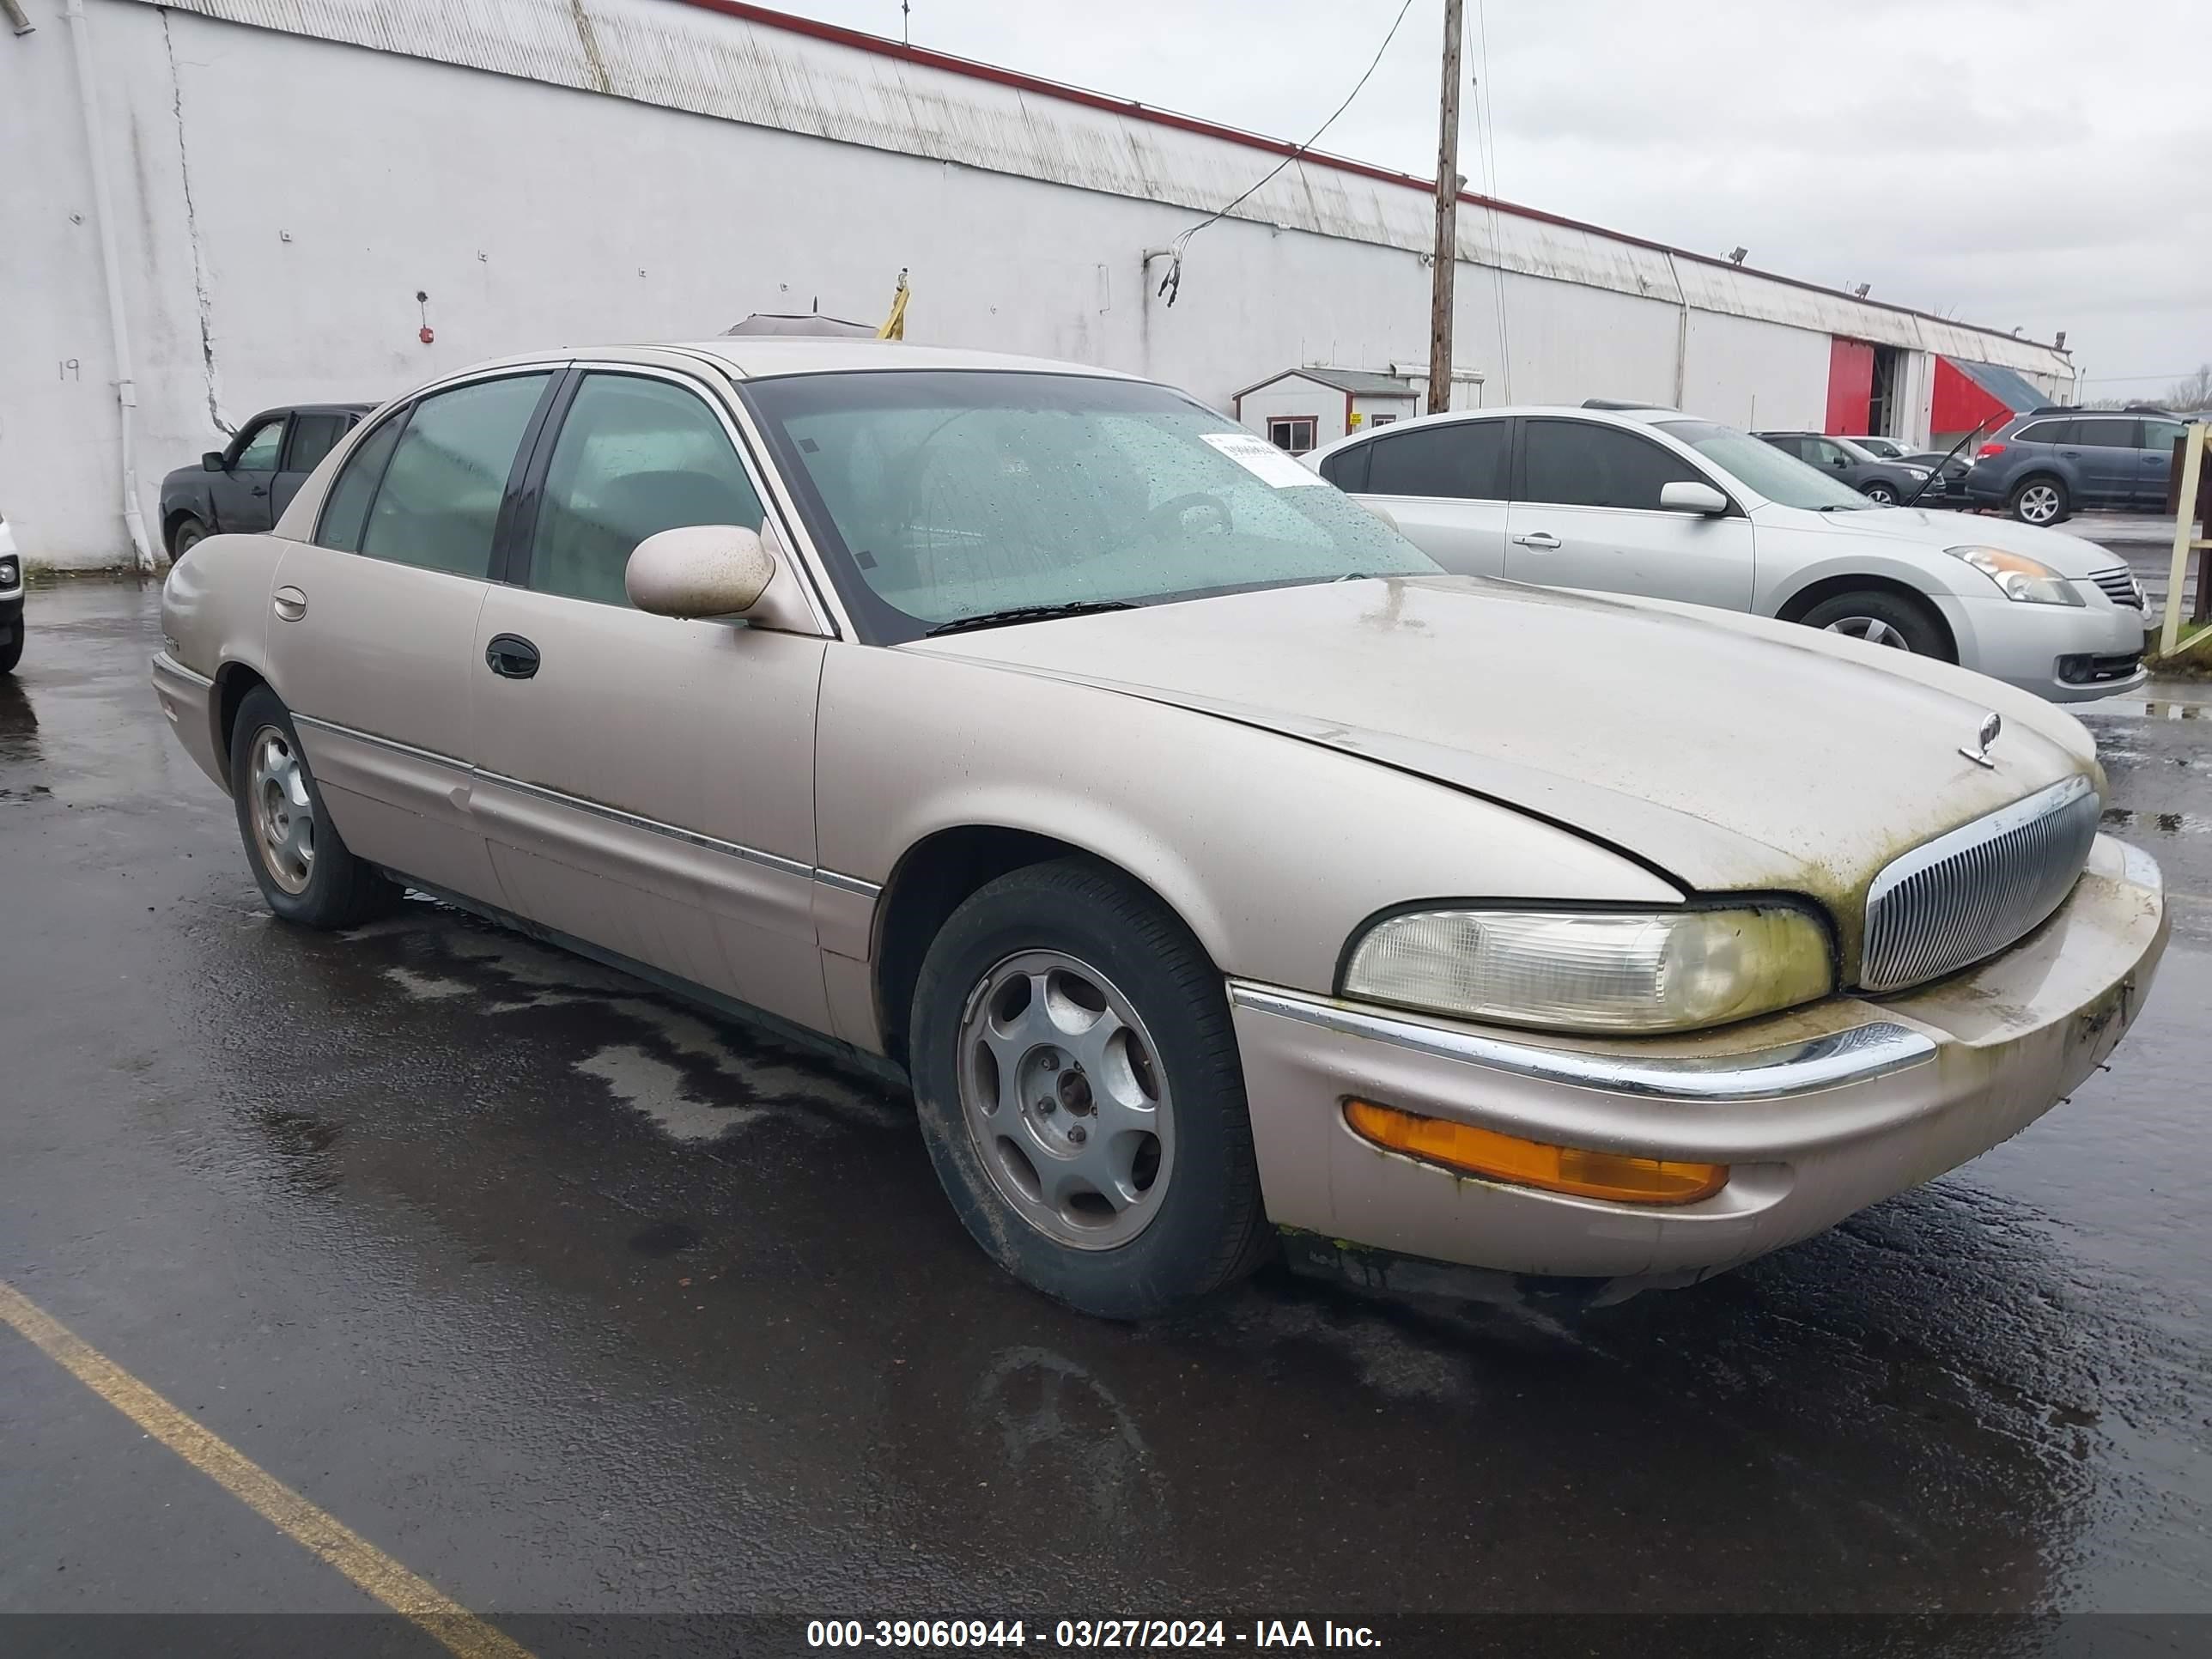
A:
[155,342,2167,1316]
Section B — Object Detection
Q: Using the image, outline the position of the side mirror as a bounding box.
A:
[1658,480,1729,516]
[202,451,228,472]
[625,524,775,619]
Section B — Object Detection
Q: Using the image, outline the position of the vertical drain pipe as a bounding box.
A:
[64,0,156,572]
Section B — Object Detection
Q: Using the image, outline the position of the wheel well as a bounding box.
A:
[1776,575,1956,660]
[871,826,1151,1068]
[213,664,269,779]
[2010,470,2067,497]
[162,506,204,550]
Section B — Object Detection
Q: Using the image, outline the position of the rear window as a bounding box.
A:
[1359,420,1510,500]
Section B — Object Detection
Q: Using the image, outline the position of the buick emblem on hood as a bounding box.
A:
[1960,711,2002,769]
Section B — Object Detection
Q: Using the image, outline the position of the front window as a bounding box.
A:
[1656,419,1873,510]
[743,370,1437,643]
[233,419,286,473]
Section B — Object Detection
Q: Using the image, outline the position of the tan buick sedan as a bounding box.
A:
[154,341,2168,1317]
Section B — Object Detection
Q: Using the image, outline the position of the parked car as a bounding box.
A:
[1753,431,1932,505]
[153,343,2168,1319]
[159,403,374,560]
[1309,404,2149,701]
[1964,407,2194,525]
[1847,435,1909,460]
[1899,447,1975,505]
[0,510,21,675]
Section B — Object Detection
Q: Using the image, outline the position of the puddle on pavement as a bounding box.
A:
[2101,806,2203,835]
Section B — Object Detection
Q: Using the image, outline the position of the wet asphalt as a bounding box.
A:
[3,578,2210,1651]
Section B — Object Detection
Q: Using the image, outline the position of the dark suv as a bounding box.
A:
[159,403,374,560]
[1964,406,2192,526]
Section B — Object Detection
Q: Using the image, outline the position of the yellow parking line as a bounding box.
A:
[0,1279,536,1659]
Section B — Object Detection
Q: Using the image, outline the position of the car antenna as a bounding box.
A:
[1901,414,1997,509]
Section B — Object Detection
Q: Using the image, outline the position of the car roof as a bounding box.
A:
[249,402,377,420]
[669,338,1146,381]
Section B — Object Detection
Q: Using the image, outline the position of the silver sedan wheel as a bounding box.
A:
[2017,483,2062,524]
[956,949,1175,1250]
[1823,616,1911,650]
[248,725,315,895]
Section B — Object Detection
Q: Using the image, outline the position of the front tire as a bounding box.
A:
[229,685,401,927]
[909,858,1271,1319]
[169,514,208,561]
[2008,476,2069,526]
[1798,588,1951,658]
[1861,481,1898,505]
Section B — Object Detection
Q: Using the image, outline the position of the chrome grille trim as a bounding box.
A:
[2088,565,2144,608]
[1860,774,2101,993]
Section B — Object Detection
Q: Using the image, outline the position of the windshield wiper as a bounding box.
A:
[925,600,1139,636]
[1816,501,1873,513]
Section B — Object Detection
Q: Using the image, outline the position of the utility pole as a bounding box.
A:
[1426,0,1464,416]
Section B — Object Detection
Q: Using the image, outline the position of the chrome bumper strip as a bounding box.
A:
[151,652,216,691]
[1228,982,1937,1103]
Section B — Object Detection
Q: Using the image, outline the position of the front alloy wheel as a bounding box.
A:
[957,949,1174,1249]
[1862,483,1898,505]
[909,857,1271,1318]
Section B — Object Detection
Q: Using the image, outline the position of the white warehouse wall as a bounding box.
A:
[0,0,2075,567]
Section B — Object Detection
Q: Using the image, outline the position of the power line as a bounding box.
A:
[1153,0,1418,305]
[1470,0,1510,399]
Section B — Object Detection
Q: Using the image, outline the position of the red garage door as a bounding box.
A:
[1826,339,1874,435]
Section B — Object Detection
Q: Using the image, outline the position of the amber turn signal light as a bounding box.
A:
[1343,1099,1727,1206]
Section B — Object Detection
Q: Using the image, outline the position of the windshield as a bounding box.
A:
[1852,436,1902,459]
[1657,419,1875,510]
[742,370,1437,642]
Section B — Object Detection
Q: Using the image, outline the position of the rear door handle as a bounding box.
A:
[485,634,541,680]
[1511,532,1561,550]
[272,585,307,622]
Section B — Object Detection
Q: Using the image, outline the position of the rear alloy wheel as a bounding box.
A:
[1797,589,1950,658]
[1861,482,1898,505]
[910,857,1271,1318]
[2009,477,2069,526]
[228,685,401,928]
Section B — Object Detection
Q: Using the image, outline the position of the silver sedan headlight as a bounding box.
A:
[1341,905,1835,1034]
[1947,544,2084,606]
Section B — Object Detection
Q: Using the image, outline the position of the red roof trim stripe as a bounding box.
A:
[672,0,2061,356]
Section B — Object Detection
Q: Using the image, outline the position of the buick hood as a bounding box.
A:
[1755,501,2119,578]
[911,575,2100,961]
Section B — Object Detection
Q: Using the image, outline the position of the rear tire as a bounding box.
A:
[228,685,401,928]
[2008,476,2069,526]
[909,857,1272,1319]
[1798,588,1951,659]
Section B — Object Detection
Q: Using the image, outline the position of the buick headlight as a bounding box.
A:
[1947,544,2083,606]
[1341,905,1834,1034]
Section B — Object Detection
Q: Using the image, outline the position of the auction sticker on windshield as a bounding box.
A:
[1200,432,1328,488]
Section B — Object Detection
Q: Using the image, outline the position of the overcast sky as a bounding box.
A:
[783,0,2209,400]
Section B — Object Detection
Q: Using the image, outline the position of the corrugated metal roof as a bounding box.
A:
[1237,368,1415,398]
[139,0,2075,377]
[1948,358,2051,415]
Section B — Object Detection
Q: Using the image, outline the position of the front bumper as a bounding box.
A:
[1935,592,2149,703]
[1231,836,2166,1285]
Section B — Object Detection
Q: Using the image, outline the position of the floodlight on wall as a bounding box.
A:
[1851,283,1871,298]
[1727,246,1748,265]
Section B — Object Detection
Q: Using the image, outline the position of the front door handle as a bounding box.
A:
[485,634,541,680]
[272,585,307,622]
[1511,532,1562,550]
